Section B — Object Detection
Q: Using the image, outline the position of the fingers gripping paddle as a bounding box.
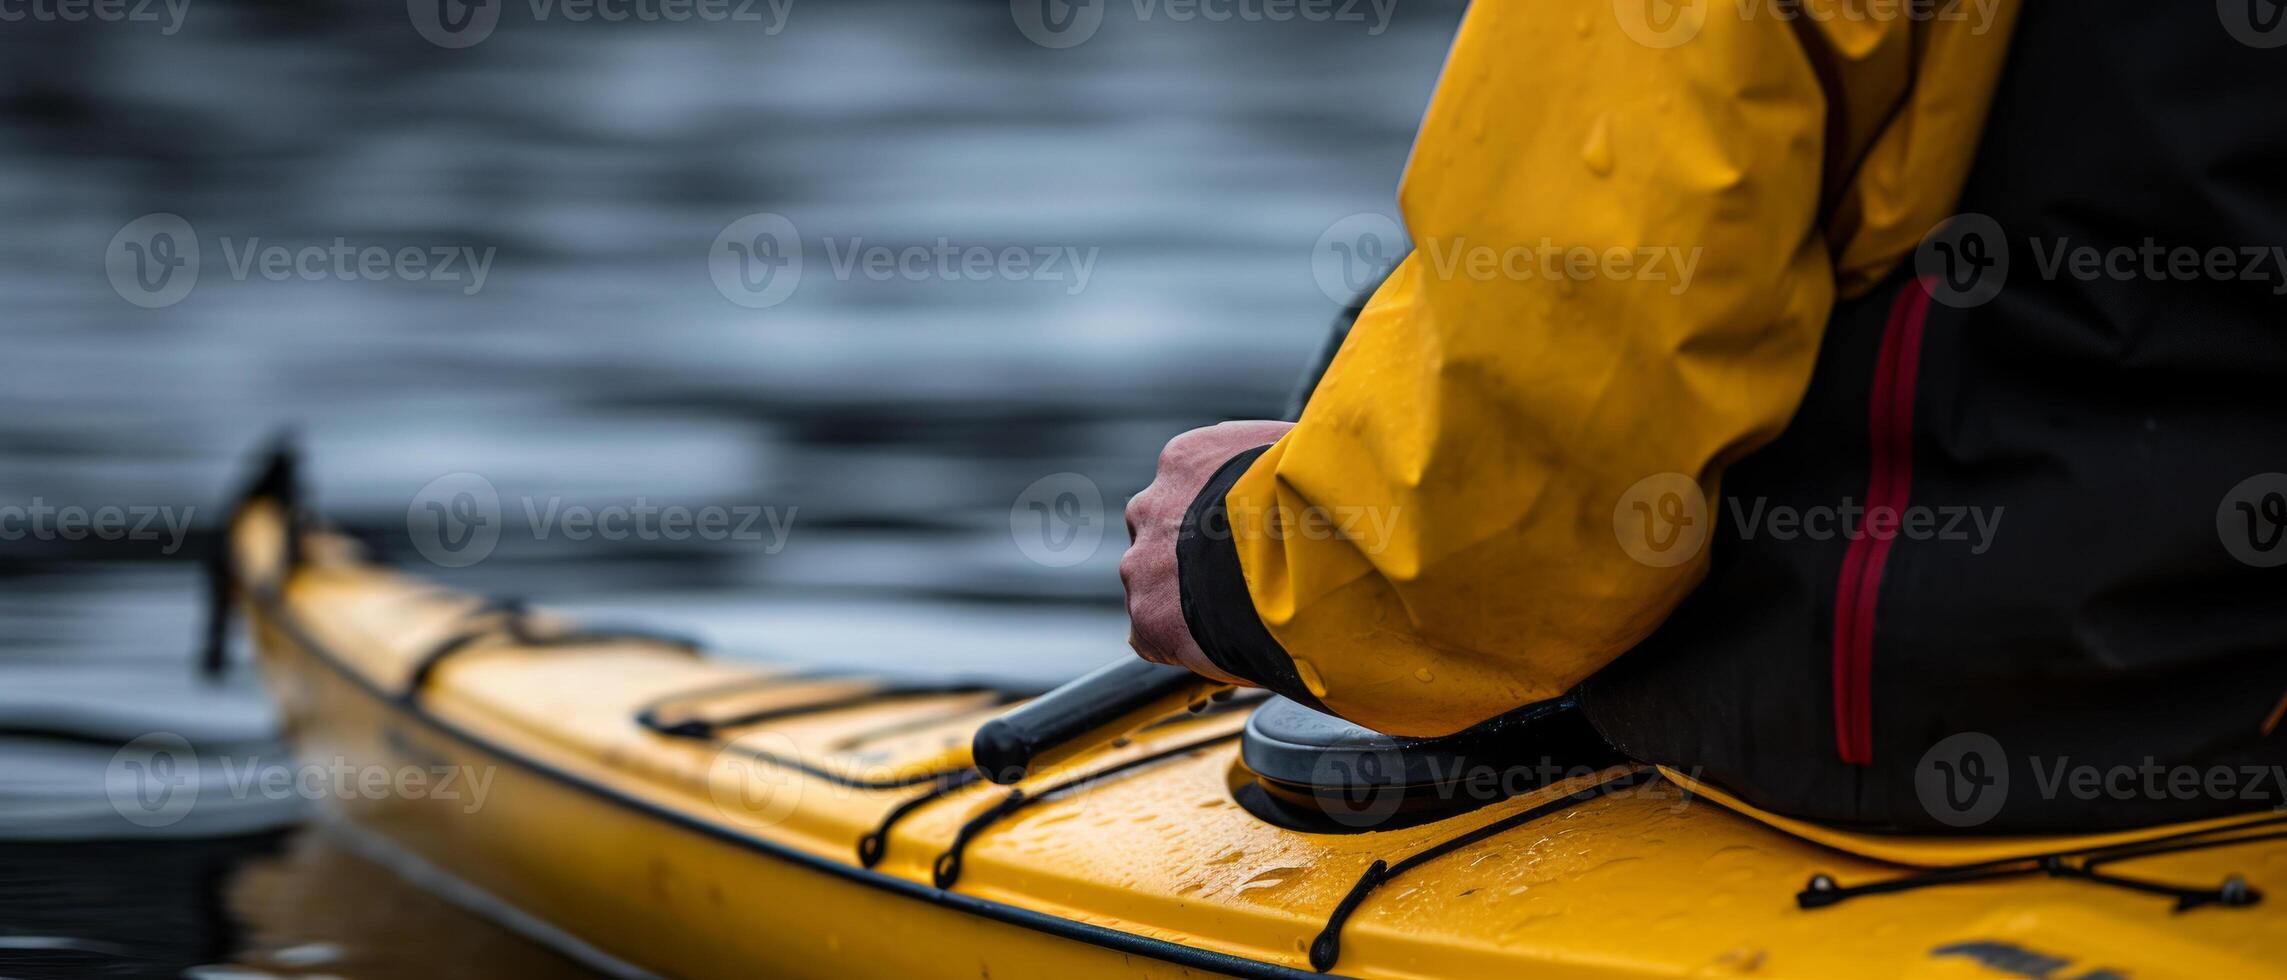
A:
[972,659,1230,784]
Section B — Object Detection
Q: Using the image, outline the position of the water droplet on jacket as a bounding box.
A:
[1582,116,1614,176]
[1413,667,1434,683]
[1574,12,1591,35]
[1293,659,1328,698]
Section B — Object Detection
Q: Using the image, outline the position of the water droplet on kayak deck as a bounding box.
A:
[1234,866,1308,896]
[1582,115,1614,176]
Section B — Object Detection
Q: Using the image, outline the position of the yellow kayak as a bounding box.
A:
[217,454,2287,979]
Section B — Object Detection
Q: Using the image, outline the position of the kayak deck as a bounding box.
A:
[239,518,2287,979]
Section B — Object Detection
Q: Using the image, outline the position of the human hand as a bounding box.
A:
[1120,420,1295,684]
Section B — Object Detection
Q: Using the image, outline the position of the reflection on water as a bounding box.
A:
[0,0,1461,974]
[0,831,595,979]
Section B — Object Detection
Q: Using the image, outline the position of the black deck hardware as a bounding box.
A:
[400,597,703,703]
[858,769,986,868]
[635,672,1018,740]
[931,731,1244,889]
[199,433,302,679]
[1308,767,1658,972]
[1797,818,2287,911]
[247,590,1335,980]
[635,673,1011,791]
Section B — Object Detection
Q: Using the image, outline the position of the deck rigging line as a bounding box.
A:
[1309,766,1658,972]
[1797,815,2287,912]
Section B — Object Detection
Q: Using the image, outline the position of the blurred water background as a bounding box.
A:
[0,0,1459,975]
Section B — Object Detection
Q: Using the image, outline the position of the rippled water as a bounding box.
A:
[0,1,1460,975]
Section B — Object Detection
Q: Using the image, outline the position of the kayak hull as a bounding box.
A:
[257,609,1273,980]
[230,495,2287,980]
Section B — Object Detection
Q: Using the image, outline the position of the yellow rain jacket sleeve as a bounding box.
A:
[1197,4,2019,736]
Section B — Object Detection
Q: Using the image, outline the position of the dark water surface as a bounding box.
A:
[0,1,1461,976]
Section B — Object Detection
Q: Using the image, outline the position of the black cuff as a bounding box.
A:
[1176,445,1331,714]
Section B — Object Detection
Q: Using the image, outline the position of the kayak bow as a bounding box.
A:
[216,453,2287,979]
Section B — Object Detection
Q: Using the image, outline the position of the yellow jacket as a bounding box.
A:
[1220,2,2020,735]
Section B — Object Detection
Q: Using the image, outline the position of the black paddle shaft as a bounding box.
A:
[972,658,1228,784]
